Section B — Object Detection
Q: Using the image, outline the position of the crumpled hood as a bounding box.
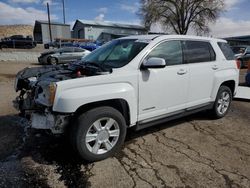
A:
[15,62,112,91]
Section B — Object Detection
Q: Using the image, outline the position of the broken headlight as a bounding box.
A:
[35,82,57,107]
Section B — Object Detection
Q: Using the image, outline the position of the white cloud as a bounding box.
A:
[95,13,105,21]
[120,3,139,14]
[224,0,242,10]
[67,20,75,30]
[9,0,39,3]
[42,0,59,6]
[210,17,250,37]
[97,7,107,14]
[0,2,58,25]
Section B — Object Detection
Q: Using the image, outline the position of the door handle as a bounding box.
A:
[177,69,187,75]
[212,65,218,70]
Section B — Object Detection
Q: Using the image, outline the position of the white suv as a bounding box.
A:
[14,35,239,161]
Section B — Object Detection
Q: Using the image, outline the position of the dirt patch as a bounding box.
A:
[0,116,24,160]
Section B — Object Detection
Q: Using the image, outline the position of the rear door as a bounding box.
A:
[183,40,217,107]
[59,47,75,62]
[73,48,86,60]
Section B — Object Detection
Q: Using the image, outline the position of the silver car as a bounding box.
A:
[38,47,91,65]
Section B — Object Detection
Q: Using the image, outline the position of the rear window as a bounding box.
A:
[183,41,216,63]
[217,42,235,60]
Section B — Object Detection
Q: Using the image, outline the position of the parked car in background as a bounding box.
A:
[74,41,102,51]
[44,41,73,49]
[0,35,36,49]
[246,72,250,86]
[231,45,250,68]
[38,47,91,65]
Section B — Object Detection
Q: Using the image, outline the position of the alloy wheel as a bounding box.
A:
[85,117,120,155]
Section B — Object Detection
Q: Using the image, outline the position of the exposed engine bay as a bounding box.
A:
[13,61,112,133]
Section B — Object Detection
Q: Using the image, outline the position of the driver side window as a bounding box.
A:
[147,40,183,66]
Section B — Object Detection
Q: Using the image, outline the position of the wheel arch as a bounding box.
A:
[220,80,235,95]
[74,99,131,126]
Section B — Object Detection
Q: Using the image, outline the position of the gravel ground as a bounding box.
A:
[0,44,46,63]
[0,52,40,63]
[0,62,250,188]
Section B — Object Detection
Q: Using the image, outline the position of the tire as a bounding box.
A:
[239,59,244,69]
[25,45,32,49]
[71,106,127,162]
[1,45,8,49]
[210,86,232,119]
[44,44,49,49]
[49,57,58,65]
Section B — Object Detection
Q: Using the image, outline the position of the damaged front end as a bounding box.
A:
[13,62,112,134]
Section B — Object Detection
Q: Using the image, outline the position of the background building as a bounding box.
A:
[33,20,71,44]
[72,20,147,42]
[223,35,250,46]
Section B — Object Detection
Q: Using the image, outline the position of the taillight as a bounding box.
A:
[236,59,241,69]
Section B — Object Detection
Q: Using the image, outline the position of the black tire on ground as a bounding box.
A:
[71,106,127,162]
[25,45,32,49]
[210,85,232,119]
[1,45,8,49]
[44,44,49,49]
[239,59,244,69]
[49,57,58,65]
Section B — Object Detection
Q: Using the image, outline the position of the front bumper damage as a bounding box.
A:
[13,96,71,134]
[31,112,70,134]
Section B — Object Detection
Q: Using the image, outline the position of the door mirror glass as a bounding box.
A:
[142,57,166,69]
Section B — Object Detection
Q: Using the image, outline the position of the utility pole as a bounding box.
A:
[47,2,53,43]
[62,0,66,24]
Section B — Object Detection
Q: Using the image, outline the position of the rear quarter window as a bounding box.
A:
[217,42,235,60]
[183,41,216,63]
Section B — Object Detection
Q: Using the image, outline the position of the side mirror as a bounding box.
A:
[141,57,166,69]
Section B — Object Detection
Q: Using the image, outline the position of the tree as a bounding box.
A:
[139,0,224,35]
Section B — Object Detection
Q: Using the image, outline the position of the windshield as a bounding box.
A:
[231,47,246,54]
[82,39,148,68]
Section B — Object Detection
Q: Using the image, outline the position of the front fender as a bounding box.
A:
[53,83,137,124]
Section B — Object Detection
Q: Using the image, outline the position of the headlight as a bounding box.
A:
[35,82,57,106]
[49,83,57,105]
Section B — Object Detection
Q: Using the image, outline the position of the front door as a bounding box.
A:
[138,40,189,121]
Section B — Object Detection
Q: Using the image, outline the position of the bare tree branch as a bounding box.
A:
[138,0,224,35]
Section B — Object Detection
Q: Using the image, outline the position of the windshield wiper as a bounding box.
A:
[83,61,112,72]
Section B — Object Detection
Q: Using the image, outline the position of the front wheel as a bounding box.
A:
[71,106,127,162]
[211,86,232,119]
[49,57,58,65]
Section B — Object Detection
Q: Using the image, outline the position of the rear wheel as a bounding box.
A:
[71,106,127,162]
[239,59,244,69]
[211,86,232,119]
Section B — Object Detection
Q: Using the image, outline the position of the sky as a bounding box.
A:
[0,0,250,37]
